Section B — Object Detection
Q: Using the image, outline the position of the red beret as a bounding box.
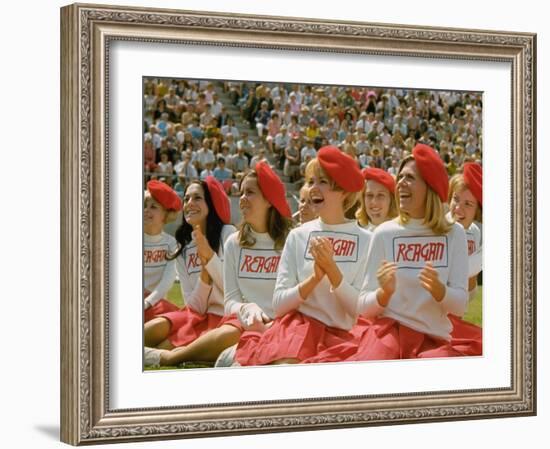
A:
[146,180,182,211]
[317,146,364,192]
[362,167,396,193]
[204,176,231,224]
[255,161,292,218]
[412,143,448,202]
[463,162,482,207]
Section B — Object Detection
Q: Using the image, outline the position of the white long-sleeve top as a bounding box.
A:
[357,218,468,341]
[144,232,178,307]
[445,212,482,279]
[465,222,482,278]
[175,224,236,316]
[224,229,282,319]
[273,218,372,330]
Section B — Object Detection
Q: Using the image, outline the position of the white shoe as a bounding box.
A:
[144,347,163,367]
[214,344,240,368]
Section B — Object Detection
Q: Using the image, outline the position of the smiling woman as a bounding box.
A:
[346,143,482,360]
[235,146,373,365]
[143,177,241,366]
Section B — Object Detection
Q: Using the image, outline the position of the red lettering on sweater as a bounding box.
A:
[395,242,445,262]
[184,246,202,275]
[187,253,201,270]
[467,239,476,256]
[393,236,448,268]
[305,231,359,262]
[238,249,281,280]
[144,249,167,264]
[240,255,280,274]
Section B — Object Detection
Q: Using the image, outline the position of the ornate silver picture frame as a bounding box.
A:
[60,3,536,445]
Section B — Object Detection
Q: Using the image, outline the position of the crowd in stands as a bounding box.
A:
[144,78,483,196]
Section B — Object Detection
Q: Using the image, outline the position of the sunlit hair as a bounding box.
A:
[167,180,225,260]
[396,155,452,235]
[448,173,482,223]
[238,171,293,251]
[355,180,398,227]
[143,190,178,224]
[304,158,360,219]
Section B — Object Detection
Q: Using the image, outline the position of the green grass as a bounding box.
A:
[463,286,483,327]
[165,282,184,308]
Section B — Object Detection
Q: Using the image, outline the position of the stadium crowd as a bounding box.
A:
[143,78,483,197]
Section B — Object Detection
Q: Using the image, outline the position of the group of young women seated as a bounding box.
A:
[143,143,482,368]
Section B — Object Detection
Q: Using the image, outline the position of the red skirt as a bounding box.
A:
[161,308,242,347]
[236,311,356,366]
[449,314,483,356]
[144,299,179,323]
[349,317,480,361]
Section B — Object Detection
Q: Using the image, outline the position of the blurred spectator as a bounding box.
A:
[213,157,233,183]
[250,148,269,171]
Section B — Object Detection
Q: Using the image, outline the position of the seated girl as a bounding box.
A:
[352,144,480,360]
[236,146,372,365]
[144,177,239,366]
[143,180,181,322]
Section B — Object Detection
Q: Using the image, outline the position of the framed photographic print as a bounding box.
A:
[60,3,536,445]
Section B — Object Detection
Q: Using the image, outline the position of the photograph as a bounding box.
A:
[141,77,484,371]
[58,2,536,445]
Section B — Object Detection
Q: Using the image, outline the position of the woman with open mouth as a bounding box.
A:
[351,143,481,360]
[236,146,372,366]
[224,161,294,366]
[356,167,397,232]
[143,176,241,367]
[293,183,319,226]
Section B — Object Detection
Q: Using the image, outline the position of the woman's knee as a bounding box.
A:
[144,317,172,345]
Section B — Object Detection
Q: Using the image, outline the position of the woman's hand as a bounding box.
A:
[310,237,342,289]
[310,237,336,272]
[419,262,446,302]
[238,303,272,332]
[376,260,397,307]
[193,225,214,265]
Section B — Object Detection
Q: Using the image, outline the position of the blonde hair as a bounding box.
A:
[396,156,453,235]
[355,182,398,227]
[144,190,178,224]
[304,158,359,217]
[237,171,293,250]
[448,173,483,223]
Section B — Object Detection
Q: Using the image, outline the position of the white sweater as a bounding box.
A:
[175,224,236,316]
[465,222,482,278]
[144,232,178,306]
[273,218,372,330]
[224,229,282,319]
[357,218,468,341]
[445,212,482,279]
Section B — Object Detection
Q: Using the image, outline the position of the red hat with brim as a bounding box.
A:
[147,180,182,211]
[317,146,364,193]
[204,176,231,224]
[412,143,448,202]
[255,161,292,218]
[463,162,482,208]
[362,167,396,193]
